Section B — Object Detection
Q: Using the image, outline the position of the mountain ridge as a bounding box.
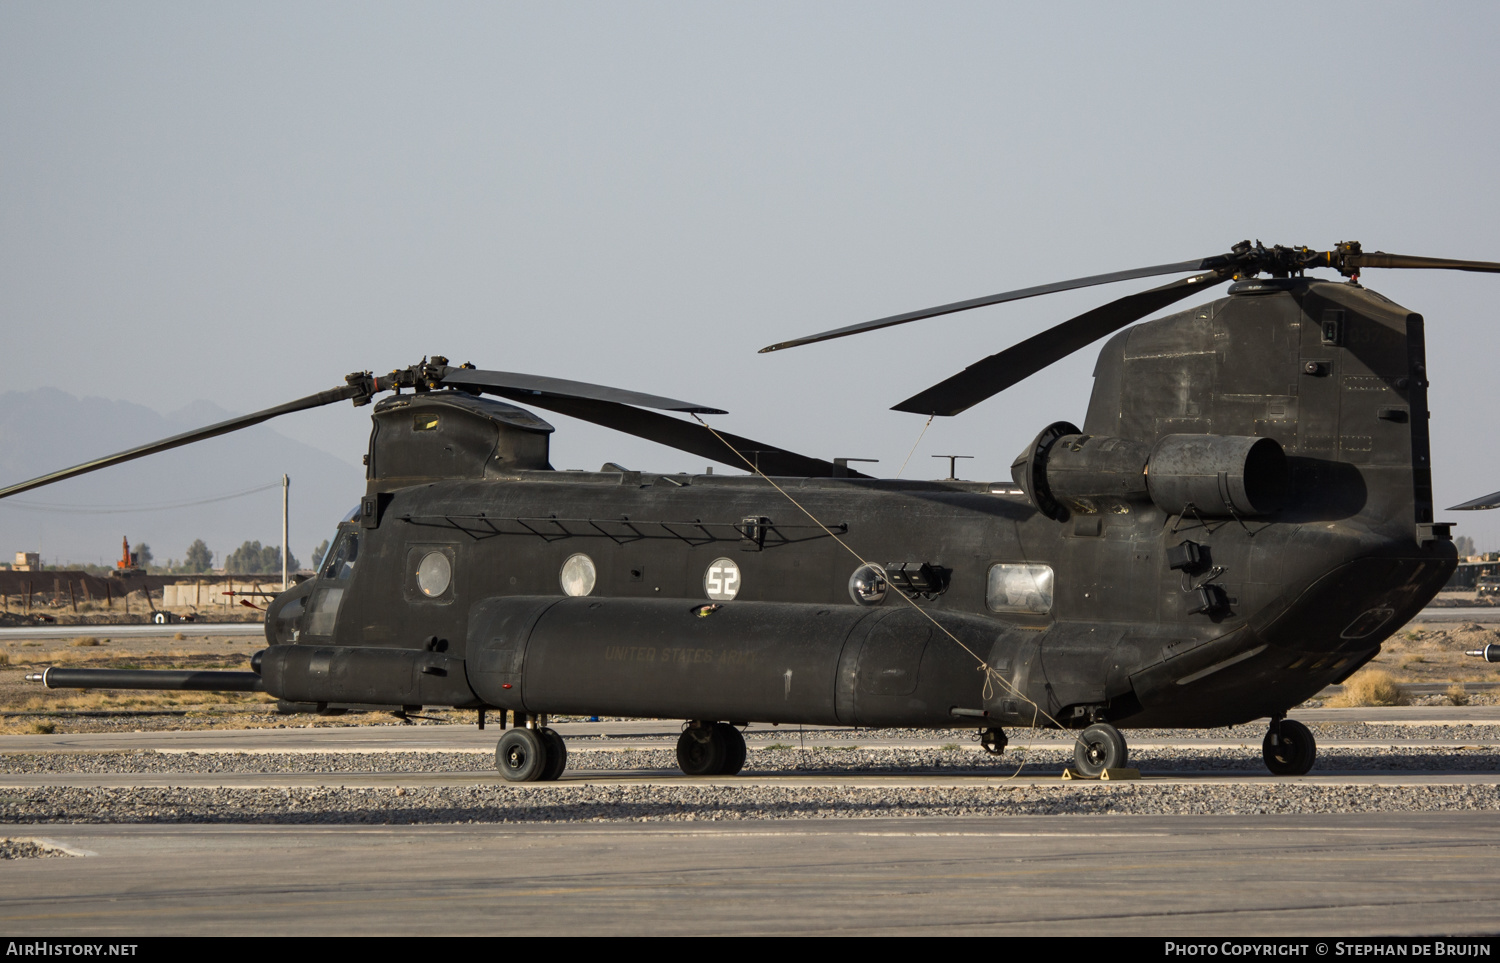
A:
[0,388,365,567]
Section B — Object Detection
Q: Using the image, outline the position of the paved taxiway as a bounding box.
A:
[3,815,1499,936]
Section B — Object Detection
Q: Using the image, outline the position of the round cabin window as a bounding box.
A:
[703,557,742,601]
[560,554,597,597]
[416,552,452,597]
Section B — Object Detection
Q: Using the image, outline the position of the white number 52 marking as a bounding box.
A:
[704,558,742,601]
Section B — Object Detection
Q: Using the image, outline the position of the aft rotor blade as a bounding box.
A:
[1345,252,1500,274]
[487,392,870,478]
[1448,490,1500,511]
[893,271,1231,416]
[0,384,360,501]
[438,367,726,414]
[759,256,1222,354]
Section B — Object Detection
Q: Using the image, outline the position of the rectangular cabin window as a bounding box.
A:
[986,563,1054,614]
[414,413,440,431]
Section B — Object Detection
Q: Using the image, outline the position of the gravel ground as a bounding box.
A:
[2,783,1497,824]
[730,723,1500,744]
[4,722,1496,825]
[3,745,1500,774]
[0,837,74,858]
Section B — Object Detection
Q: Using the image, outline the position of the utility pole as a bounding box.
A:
[281,474,290,591]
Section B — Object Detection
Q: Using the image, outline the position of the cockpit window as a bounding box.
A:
[322,533,359,580]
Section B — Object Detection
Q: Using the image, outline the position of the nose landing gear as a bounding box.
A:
[494,714,569,783]
[1263,717,1316,775]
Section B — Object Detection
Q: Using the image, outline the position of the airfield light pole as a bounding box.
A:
[281,474,289,591]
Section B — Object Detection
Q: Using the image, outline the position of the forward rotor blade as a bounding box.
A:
[1346,252,1500,274]
[894,271,1231,416]
[1448,490,1500,511]
[759,257,1221,354]
[438,367,725,414]
[486,392,870,478]
[0,385,360,501]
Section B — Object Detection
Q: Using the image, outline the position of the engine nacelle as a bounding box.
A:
[1145,434,1288,517]
[1012,423,1287,520]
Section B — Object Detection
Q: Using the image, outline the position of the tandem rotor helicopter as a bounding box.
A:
[13,239,1500,780]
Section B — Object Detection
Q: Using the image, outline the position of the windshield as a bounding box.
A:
[321,531,359,580]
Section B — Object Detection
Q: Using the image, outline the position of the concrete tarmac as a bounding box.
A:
[3,815,1499,936]
[1411,607,1499,622]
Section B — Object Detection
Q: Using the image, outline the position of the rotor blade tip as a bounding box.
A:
[889,402,950,417]
[1446,491,1500,511]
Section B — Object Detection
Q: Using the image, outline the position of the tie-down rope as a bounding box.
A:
[692,414,1097,777]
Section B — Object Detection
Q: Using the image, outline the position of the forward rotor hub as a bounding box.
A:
[1220,240,1366,280]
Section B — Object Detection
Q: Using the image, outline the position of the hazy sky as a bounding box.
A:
[3,2,1498,553]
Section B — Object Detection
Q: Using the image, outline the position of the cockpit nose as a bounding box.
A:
[264,580,314,645]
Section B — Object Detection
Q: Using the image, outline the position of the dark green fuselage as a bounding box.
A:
[262,277,1455,730]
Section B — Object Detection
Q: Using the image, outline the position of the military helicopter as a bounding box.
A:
[15,239,1500,781]
[1447,489,1500,664]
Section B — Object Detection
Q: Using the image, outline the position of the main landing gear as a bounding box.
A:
[1072,722,1128,778]
[1263,716,1316,775]
[495,716,749,781]
[495,714,568,783]
[676,721,747,776]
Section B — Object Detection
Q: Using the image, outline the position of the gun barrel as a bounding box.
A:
[26,667,265,692]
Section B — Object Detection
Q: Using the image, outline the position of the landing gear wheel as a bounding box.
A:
[676,726,726,776]
[539,727,568,781]
[1073,723,1128,778]
[495,728,548,783]
[714,723,746,775]
[1263,718,1316,775]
